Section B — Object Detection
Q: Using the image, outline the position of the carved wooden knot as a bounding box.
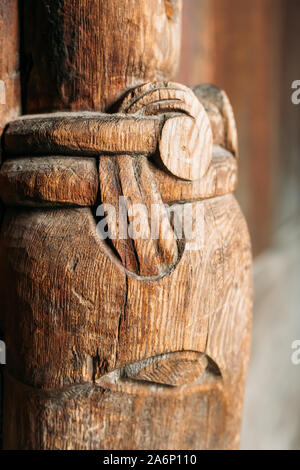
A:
[97,82,214,278]
[119,81,213,181]
[3,81,237,172]
[1,82,238,278]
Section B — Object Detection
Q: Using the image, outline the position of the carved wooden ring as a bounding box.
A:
[119,82,213,180]
[4,82,213,182]
[1,84,238,210]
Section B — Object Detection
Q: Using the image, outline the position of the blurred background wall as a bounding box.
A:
[178,0,300,449]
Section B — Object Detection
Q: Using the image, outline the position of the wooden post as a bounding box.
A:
[21,0,182,113]
[179,0,282,255]
[0,0,21,158]
[0,0,252,449]
[0,0,21,447]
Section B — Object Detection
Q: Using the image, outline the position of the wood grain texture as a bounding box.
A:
[4,108,211,182]
[4,373,227,450]
[1,0,252,451]
[0,157,98,207]
[3,113,162,157]
[1,194,252,449]
[3,81,215,183]
[99,154,179,277]
[22,0,182,113]
[0,1,21,447]
[0,0,21,161]
[153,146,237,203]
[120,351,210,386]
[120,82,213,180]
[192,84,238,157]
[0,148,237,208]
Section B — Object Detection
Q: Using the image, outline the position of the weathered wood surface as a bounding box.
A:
[0,0,21,448]
[0,83,237,209]
[98,153,179,278]
[0,0,252,450]
[22,0,182,113]
[0,157,99,207]
[4,373,226,450]
[4,83,233,159]
[4,113,163,157]
[0,0,21,161]
[0,148,237,208]
[1,193,252,449]
[3,83,214,183]
[192,84,238,157]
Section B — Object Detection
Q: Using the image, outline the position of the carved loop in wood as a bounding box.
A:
[0,82,239,279]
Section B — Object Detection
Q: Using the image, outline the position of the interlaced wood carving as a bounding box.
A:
[0,0,252,451]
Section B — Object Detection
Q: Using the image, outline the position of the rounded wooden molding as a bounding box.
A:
[160,113,212,181]
[120,81,213,181]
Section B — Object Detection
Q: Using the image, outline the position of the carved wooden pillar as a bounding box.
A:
[0,0,252,449]
[0,0,21,159]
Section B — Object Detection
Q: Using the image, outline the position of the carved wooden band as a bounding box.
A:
[4,82,213,181]
[0,83,238,208]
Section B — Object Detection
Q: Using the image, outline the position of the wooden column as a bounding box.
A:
[0,0,252,449]
[0,0,21,448]
[0,0,21,147]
